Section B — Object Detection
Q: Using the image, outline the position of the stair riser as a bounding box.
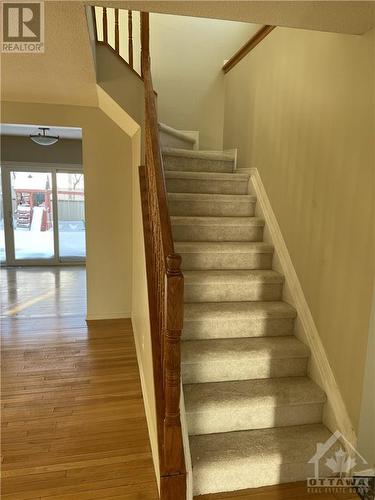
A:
[184,282,283,303]
[186,402,324,435]
[164,156,234,173]
[182,357,308,384]
[166,178,248,195]
[172,225,264,242]
[168,199,255,217]
[180,252,273,270]
[182,317,295,340]
[160,133,195,151]
[186,403,323,435]
[193,462,332,496]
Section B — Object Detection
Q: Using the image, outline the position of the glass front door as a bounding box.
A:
[10,170,55,261]
[57,172,86,260]
[1,166,86,265]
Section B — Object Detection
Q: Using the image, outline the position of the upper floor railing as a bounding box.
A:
[93,6,142,76]
[92,7,186,500]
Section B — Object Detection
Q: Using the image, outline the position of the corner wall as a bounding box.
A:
[100,10,259,149]
[1,101,133,320]
[223,27,375,431]
[130,129,160,486]
[2,93,161,482]
[150,14,258,149]
[93,81,161,482]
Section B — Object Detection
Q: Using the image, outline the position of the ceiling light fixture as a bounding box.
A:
[30,127,59,146]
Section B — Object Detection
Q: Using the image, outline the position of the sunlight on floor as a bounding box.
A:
[0,266,87,318]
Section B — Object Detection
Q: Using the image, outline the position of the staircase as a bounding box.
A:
[163,147,336,496]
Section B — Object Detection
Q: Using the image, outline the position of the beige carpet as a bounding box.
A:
[164,147,332,496]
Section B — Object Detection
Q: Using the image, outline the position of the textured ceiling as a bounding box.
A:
[1,2,98,106]
[1,1,373,108]
[93,1,374,35]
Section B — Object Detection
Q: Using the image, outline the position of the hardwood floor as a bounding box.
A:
[0,267,359,499]
[1,266,159,499]
[1,267,86,318]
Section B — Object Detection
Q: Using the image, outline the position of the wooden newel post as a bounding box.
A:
[163,253,185,474]
[102,7,108,43]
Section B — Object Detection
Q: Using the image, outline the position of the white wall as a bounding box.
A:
[97,10,259,149]
[223,26,375,431]
[358,286,375,467]
[93,72,161,482]
[2,101,134,321]
[1,136,82,164]
[100,10,259,149]
[150,13,259,149]
[131,130,161,486]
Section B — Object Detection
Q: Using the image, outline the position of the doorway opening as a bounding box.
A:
[0,124,85,266]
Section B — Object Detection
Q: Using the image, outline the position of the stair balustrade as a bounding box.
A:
[92,7,186,500]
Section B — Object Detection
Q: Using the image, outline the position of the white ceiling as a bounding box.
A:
[97,1,374,35]
[1,124,82,140]
[1,1,373,107]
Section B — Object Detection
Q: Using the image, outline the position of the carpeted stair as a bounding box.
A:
[163,147,333,496]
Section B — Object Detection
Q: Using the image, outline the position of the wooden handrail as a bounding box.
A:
[140,10,186,497]
[91,8,186,497]
[223,25,275,73]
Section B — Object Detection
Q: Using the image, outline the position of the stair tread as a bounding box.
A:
[184,269,284,285]
[163,147,235,162]
[168,192,255,202]
[182,336,309,363]
[176,241,273,254]
[184,301,296,320]
[171,216,265,226]
[165,170,248,181]
[190,423,332,467]
[184,377,326,412]
[164,147,328,494]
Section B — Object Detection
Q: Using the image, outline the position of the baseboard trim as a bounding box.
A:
[86,311,131,321]
[131,319,161,493]
[247,167,356,447]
